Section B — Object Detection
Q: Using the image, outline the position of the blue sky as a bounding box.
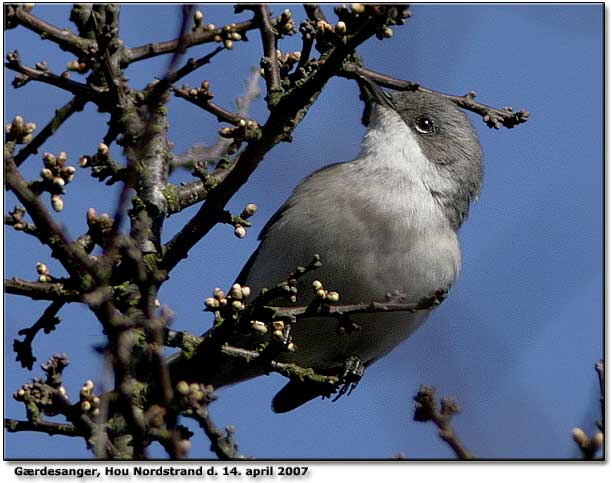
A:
[3,4,603,459]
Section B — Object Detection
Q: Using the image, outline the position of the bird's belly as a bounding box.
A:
[276,310,430,371]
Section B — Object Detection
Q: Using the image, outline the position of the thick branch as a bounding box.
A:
[4,418,80,437]
[4,278,83,302]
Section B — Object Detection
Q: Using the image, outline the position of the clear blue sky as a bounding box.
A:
[4,4,603,459]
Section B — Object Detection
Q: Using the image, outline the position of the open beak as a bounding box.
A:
[356,75,395,126]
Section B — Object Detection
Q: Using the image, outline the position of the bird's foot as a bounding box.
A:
[332,355,365,402]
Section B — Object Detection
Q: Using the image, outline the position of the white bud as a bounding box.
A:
[351,3,365,14]
[382,27,393,38]
[234,224,247,239]
[36,262,48,274]
[272,321,285,331]
[335,21,347,34]
[241,286,251,299]
[316,289,326,299]
[231,300,245,311]
[572,427,589,446]
[81,401,91,412]
[51,195,63,212]
[97,143,109,155]
[251,321,268,334]
[224,39,234,50]
[230,283,243,300]
[272,329,284,340]
[326,291,340,303]
[38,274,52,283]
[205,297,219,309]
[53,177,65,187]
[193,10,204,24]
[312,280,324,291]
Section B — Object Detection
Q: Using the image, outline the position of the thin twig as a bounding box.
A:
[254,5,282,99]
[14,97,87,167]
[7,6,95,56]
[5,51,105,104]
[341,64,530,129]
[127,16,267,64]
[4,156,99,285]
[413,385,475,460]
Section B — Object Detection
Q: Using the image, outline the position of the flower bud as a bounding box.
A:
[176,381,190,395]
[51,195,64,212]
[79,155,90,167]
[234,224,247,239]
[81,401,91,412]
[382,27,393,38]
[231,300,245,311]
[224,39,234,50]
[205,297,219,309]
[335,21,347,34]
[241,286,251,299]
[36,262,48,274]
[40,168,53,180]
[351,3,365,13]
[242,203,257,218]
[272,329,284,340]
[193,10,204,25]
[251,321,268,334]
[326,291,340,303]
[230,283,243,300]
[312,280,324,291]
[572,427,589,446]
[272,321,285,331]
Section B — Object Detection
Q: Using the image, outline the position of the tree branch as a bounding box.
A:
[6,5,95,56]
[254,5,282,100]
[14,97,87,167]
[4,418,80,438]
[341,64,530,129]
[413,385,475,460]
[4,278,82,302]
[5,51,105,105]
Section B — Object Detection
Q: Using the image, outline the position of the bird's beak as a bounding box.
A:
[356,75,396,110]
[356,75,395,127]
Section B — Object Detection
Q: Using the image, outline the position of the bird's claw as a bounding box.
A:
[332,355,365,402]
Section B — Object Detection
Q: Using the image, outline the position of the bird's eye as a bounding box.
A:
[414,116,435,134]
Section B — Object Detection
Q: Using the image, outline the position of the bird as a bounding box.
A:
[169,76,484,413]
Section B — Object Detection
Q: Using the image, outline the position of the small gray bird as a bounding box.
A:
[170,77,483,412]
